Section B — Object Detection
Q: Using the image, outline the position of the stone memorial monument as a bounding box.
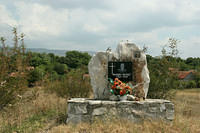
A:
[66,42,174,124]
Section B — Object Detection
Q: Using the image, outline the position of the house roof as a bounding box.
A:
[178,70,194,79]
[169,68,195,79]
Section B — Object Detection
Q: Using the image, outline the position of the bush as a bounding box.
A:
[147,57,178,99]
[186,80,197,88]
[48,71,60,81]
[46,68,92,98]
[197,80,200,88]
[53,63,68,75]
[178,81,187,89]
[65,51,91,69]
[28,67,45,86]
[0,77,27,109]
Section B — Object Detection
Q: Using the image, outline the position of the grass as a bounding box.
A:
[0,87,67,133]
[1,110,56,133]
[0,88,200,133]
[50,88,200,133]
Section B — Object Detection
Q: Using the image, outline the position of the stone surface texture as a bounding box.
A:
[88,42,150,100]
[66,98,174,124]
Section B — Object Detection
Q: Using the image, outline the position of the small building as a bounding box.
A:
[178,70,195,81]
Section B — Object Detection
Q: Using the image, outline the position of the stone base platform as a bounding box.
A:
[66,98,174,124]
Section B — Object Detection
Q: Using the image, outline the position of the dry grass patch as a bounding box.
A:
[1,88,200,133]
[50,89,200,133]
[50,117,200,133]
[0,87,67,133]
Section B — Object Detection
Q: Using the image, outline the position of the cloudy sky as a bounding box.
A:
[0,0,200,58]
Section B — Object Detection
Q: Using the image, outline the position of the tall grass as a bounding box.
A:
[0,87,67,133]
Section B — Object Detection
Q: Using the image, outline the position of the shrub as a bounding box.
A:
[28,67,45,86]
[45,68,92,98]
[49,71,59,81]
[147,57,178,99]
[53,63,68,75]
[197,80,200,88]
[0,28,28,109]
[0,77,27,109]
[178,81,187,89]
[65,51,91,69]
[186,80,197,88]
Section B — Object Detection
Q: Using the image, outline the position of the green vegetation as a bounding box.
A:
[0,28,28,108]
[0,28,92,108]
[1,109,56,133]
[46,68,92,99]
[65,50,91,69]
[147,38,200,99]
[27,49,91,86]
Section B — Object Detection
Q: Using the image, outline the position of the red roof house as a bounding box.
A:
[177,70,195,81]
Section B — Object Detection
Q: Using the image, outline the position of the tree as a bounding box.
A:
[29,54,43,67]
[57,56,66,64]
[162,38,180,58]
[54,63,68,75]
[65,51,91,69]
[168,38,180,57]
[148,38,181,99]
[142,45,148,53]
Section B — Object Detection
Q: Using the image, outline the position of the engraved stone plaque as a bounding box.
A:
[108,62,132,82]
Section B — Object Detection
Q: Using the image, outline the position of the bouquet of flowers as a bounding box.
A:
[108,78,134,96]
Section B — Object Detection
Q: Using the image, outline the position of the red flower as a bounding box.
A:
[120,90,123,95]
[122,89,126,94]
[112,85,116,89]
[110,78,133,96]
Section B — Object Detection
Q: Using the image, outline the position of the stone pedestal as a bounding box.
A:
[66,98,174,124]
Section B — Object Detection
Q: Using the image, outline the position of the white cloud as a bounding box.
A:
[0,4,17,26]
[181,36,200,58]
[83,24,107,33]
[15,2,69,39]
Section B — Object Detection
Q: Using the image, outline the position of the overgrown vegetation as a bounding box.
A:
[0,28,92,109]
[0,28,29,109]
[147,38,200,99]
[45,68,92,99]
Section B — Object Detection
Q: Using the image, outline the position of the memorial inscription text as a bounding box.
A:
[108,62,132,82]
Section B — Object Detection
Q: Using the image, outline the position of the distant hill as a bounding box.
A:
[27,48,96,56]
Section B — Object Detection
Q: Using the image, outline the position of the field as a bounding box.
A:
[0,88,200,133]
